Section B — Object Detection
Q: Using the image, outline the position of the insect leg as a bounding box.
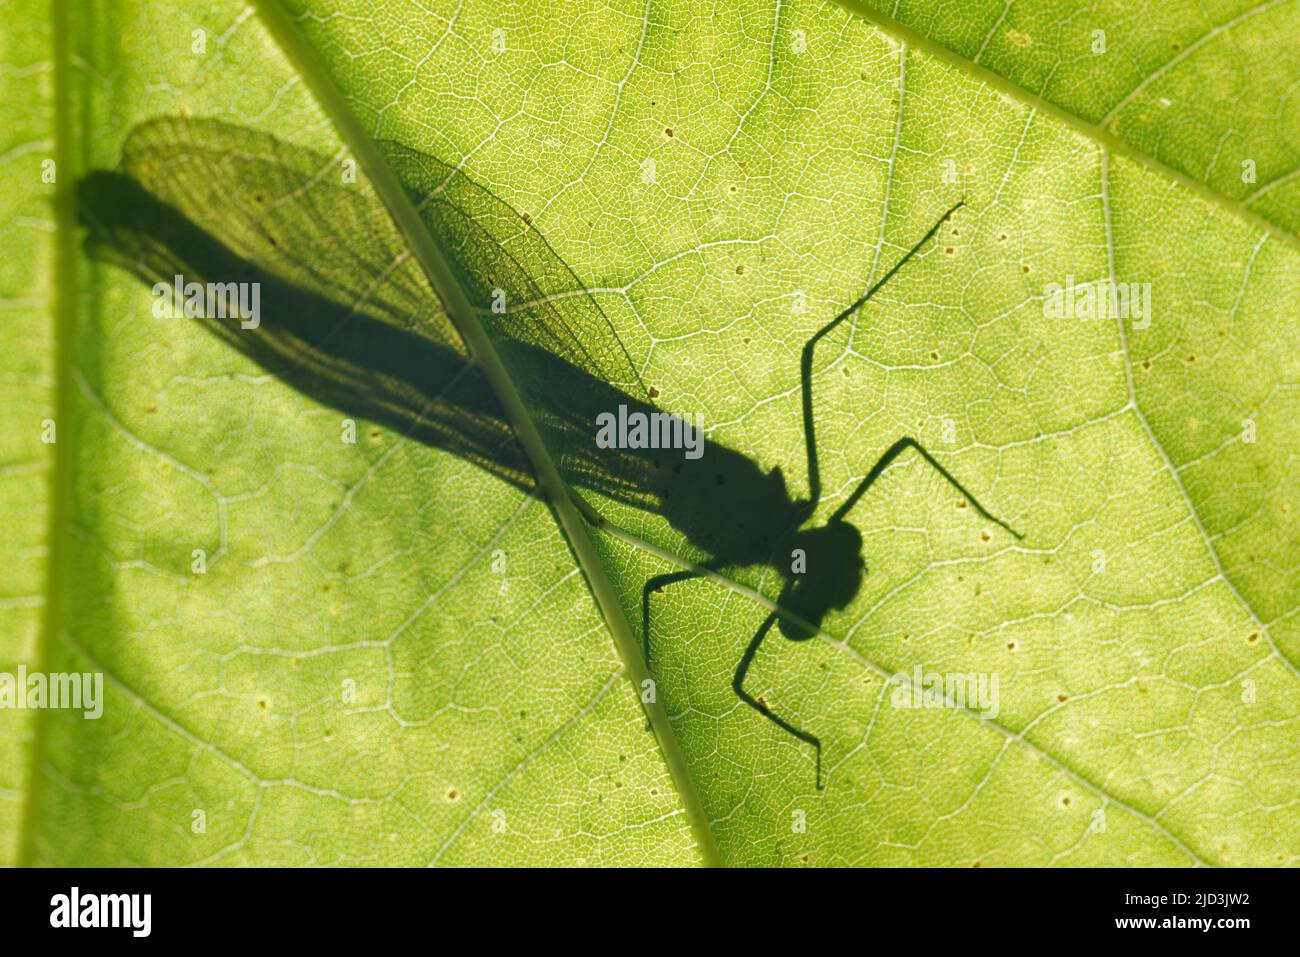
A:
[734,611,824,790]
[641,570,699,668]
[579,493,729,670]
[800,201,963,510]
[831,435,1022,538]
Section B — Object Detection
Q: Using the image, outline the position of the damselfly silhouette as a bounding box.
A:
[79,117,1022,789]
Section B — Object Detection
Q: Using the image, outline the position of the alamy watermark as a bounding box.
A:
[595,404,704,460]
[889,664,999,719]
[50,887,150,937]
[0,667,103,719]
[152,274,261,329]
[1042,275,1151,329]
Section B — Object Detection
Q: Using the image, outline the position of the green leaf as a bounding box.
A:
[4,0,1298,866]
[842,0,1300,240]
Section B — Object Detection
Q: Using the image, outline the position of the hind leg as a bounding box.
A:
[798,202,963,510]
[640,570,700,669]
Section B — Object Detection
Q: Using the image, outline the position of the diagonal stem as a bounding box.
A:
[250,0,721,866]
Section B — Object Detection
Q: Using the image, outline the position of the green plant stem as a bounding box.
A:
[251,0,721,867]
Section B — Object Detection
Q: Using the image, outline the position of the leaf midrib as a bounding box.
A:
[17,0,76,869]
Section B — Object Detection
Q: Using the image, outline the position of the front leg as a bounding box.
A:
[831,435,1022,539]
[734,612,824,790]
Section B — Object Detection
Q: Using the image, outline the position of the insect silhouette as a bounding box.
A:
[79,117,1022,790]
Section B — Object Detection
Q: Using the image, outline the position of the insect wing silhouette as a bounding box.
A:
[78,117,1020,791]
[77,116,659,509]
